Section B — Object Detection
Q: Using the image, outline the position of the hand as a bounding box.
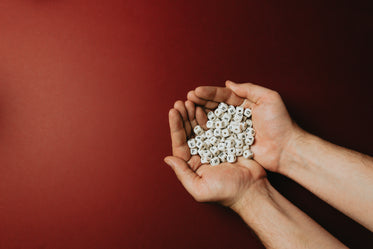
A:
[187,80,301,173]
[164,100,266,207]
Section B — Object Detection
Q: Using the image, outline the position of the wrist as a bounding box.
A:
[230,177,271,216]
[277,123,309,176]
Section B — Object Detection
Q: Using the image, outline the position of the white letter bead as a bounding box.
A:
[207,111,217,121]
[228,105,236,115]
[187,139,196,148]
[217,142,226,151]
[218,102,228,112]
[235,139,244,148]
[237,133,245,140]
[244,108,252,118]
[243,150,253,159]
[246,128,255,136]
[227,154,236,163]
[235,148,243,156]
[214,108,223,118]
[233,113,243,122]
[213,128,222,137]
[236,106,244,115]
[232,126,241,134]
[225,140,235,148]
[196,140,206,149]
[218,152,227,162]
[209,136,219,146]
[222,128,230,137]
[245,136,254,146]
[215,121,223,129]
[246,119,253,127]
[190,148,198,155]
[227,147,236,155]
[206,120,215,129]
[195,135,203,141]
[210,157,220,166]
[204,150,213,159]
[193,125,204,135]
[201,157,209,164]
[222,113,231,122]
[205,129,214,138]
[210,146,219,155]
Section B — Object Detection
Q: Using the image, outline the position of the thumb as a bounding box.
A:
[164,156,201,197]
[226,80,271,104]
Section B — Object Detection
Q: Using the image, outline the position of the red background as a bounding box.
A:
[0,0,372,248]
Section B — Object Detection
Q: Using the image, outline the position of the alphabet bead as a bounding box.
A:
[194,125,204,136]
[236,106,244,115]
[244,108,252,118]
[210,157,220,166]
[187,139,196,148]
[227,154,236,163]
[218,102,229,112]
[206,120,215,129]
[208,111,217,121]
[243,150,253,159]
[228,105,236,115]
[214,108,223,118]
[190,148,198,155]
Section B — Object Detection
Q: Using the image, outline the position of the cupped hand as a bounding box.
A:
[164,100,266,207]
[187,80,300,173]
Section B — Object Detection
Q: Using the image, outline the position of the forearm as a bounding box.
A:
[231,178,346,249]
[280,127,373,231]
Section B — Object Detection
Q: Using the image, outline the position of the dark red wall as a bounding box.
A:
[0,1,372,248]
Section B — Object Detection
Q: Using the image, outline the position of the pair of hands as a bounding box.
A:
[164,80,299,208]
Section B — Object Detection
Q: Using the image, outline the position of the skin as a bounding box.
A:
[165,98,346,248]
[187,80,373,231]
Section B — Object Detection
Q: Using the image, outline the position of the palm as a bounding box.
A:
[248,93,294,171]
[167,100,266,207]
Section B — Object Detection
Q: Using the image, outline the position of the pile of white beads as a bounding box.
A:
[187,102,255,166]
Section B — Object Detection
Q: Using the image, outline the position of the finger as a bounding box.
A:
[169,108,190,161]
[185,100,198,128]
[174,100,192,138]
[196,106,208,130]
[164,156,202,198]
[187,90,219,109]
[194,86,244,106]
[226,80,272,104]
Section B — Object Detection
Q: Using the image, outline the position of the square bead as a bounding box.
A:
[208,111,217,121]
[227,154,236,163]
[222,128,230,137]
[206,120,215,129]
[218,102,228,112]
[243,150,253,159]
[214,108,223,118]
[210,157,220,166]
[235,148,243,156]
[218,152,227,162]
[228,105,236,115]
[236,106,244,115]
[187,139,196,148]
[190,148,198,155]
[193,125,204,136]
[244,108,252,118]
